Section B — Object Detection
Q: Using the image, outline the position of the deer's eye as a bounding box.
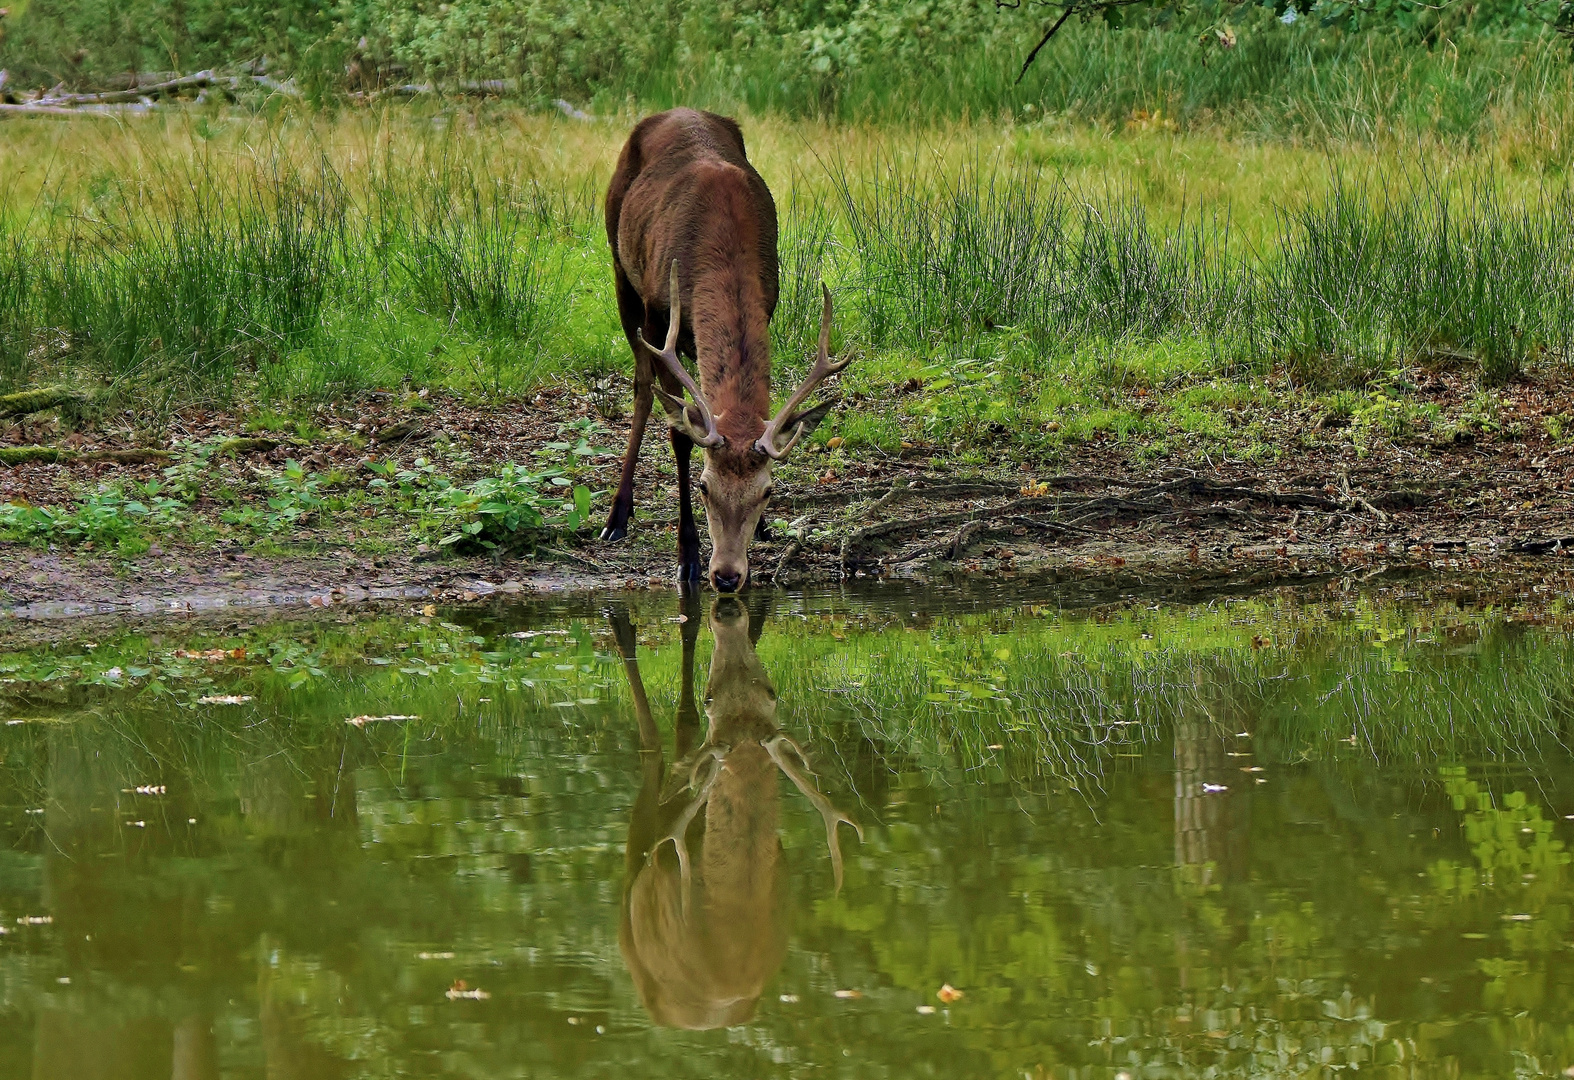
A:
[696,479,709,496]
[761,487,773,502]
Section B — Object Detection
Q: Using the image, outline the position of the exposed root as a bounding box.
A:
[809,470,1430,575]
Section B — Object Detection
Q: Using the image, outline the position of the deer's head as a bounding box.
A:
[641,263,848,592]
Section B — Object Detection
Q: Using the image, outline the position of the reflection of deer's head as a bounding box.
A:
[613,597,861,1030]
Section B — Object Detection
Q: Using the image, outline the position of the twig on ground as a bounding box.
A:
[770,540,801,581]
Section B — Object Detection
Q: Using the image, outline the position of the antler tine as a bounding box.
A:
[755,284,850,460]
[649,746,726,920]
[637,260,723,448]
[765,734,864,892]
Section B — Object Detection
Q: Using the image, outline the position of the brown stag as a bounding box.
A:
[600,108,848,592]
[609,596,862,1028]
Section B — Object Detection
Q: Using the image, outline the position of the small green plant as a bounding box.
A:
[428,463,594,551]
[221,459,329,534]
[365,456,459,504]
[0,482,186,554]
[161,438,223,502]
[535,417,615,465]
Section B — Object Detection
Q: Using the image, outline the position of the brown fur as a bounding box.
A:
[600,109,782,590]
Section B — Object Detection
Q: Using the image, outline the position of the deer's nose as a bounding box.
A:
[713,569,743,593]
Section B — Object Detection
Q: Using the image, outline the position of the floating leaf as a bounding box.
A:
[347,714,420,727]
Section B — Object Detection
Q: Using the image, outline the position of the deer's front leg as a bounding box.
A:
[671,428,703,582]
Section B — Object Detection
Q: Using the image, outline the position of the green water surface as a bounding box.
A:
[3,577,1574,1078]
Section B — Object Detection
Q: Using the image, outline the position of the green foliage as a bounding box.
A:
[0,123,1570,427]
[0,225,30,390]
[0,481,185,554]
[2,0,1572,132]
[363,454,596,550]
[427,462,593,550]
[0,147,573,404]
[218,458,329,534]
[22,157,344,401]
[0,0,338,86]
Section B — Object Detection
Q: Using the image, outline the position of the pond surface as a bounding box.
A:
[3,577,1574,1078]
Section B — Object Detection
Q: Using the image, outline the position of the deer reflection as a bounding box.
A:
[611,595,862,1030]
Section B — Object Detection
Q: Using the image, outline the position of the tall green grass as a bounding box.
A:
[1,141,1572,413]
[34,160,346,404]
[0,146,587,407]
[1267,176,1574,383]
[833,154,1574,386]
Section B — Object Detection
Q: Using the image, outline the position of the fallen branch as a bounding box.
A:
[0,385,84,418]
[0,447,68,465]
[1337,472,1387,522]
[845,494,1102,552]
[2,71,301,118]
[0,445,171,466]
[0,102,156,116]
[845,476,1365,565]
[39,69,219,105]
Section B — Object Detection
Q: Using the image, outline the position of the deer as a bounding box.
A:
[599,108,849,592]
[609,595,862,1028]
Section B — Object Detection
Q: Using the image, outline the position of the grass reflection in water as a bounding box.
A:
[0,579,1573,1077]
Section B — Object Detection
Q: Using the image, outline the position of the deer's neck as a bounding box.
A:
[690,261,772,441]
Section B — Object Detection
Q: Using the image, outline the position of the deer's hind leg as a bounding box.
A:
[600,265,653,542]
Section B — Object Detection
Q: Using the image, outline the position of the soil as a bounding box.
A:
[5,368,1574,630]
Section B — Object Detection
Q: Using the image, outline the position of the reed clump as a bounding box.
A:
[0,117,1570,414]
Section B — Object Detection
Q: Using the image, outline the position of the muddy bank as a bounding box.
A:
[3,455,1571,628]
[7,370,1574,627]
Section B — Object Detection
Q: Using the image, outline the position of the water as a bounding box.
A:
[3,577,1574,1078]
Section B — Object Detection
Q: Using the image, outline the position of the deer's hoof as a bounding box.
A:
[600,523,628,542]
[676,560,704,582]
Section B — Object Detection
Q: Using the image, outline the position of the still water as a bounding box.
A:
[3,577,1574,1078]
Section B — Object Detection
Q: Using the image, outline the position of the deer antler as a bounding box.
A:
[755,285,849,460]
[638,260,723,448]
[765,734,864,891]
[649,745,727,920]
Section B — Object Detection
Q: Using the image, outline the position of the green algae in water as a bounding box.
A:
[2,580,1574,1077]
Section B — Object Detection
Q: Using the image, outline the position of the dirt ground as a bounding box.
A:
[5,370,1574,628]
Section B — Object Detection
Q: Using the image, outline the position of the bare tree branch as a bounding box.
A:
[1017,5,1077,83]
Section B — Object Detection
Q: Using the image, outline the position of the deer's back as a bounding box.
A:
[607,109,779,315]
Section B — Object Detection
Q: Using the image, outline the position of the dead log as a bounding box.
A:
[41,69,219,105]
[0,386,84,418]
[79,448,172,464]
[0,445,170,466]
[0,102,145,116]
[0,446,68,465]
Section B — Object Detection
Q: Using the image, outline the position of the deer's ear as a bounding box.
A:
[653,384,688,423]
[655,386,720,444]
[783,397,839,440]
